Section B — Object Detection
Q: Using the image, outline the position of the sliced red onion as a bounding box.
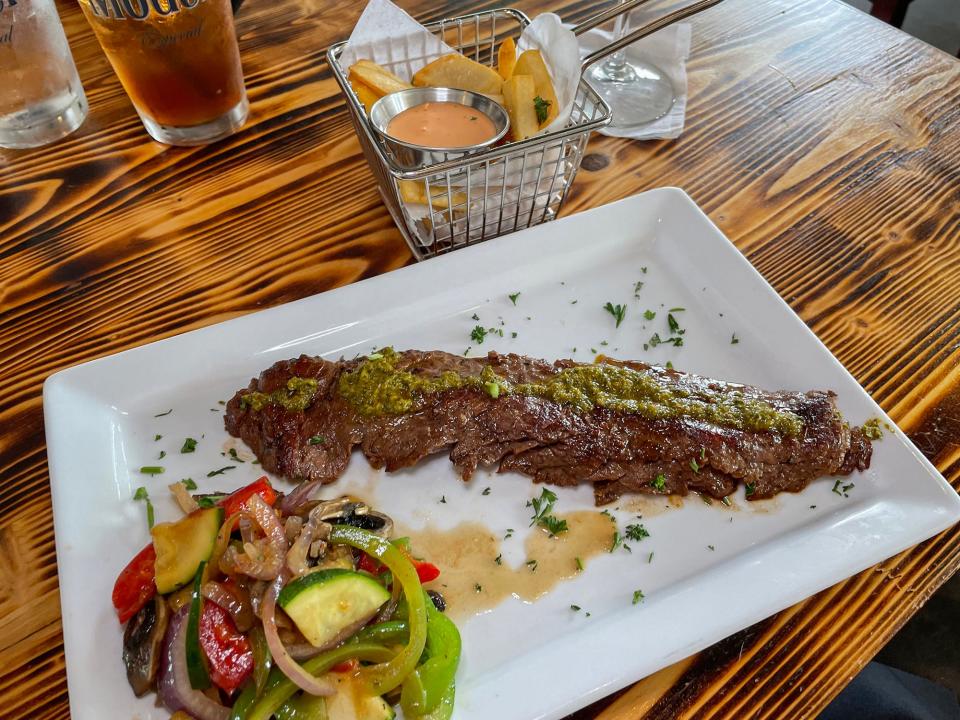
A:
[202,581,254,632]
[220,495,287,580]
[261,575,336,697]
[278,479,324,515]
[157,609,229,720]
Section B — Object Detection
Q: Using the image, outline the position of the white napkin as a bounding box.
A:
[338,0,456,81]
[578,22,691,140]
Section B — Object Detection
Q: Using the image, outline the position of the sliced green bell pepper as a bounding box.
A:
[245,643,394,720]
[400,595,460,717]
[327,525,428,696]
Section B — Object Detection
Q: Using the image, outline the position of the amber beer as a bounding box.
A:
[79,0,247,145]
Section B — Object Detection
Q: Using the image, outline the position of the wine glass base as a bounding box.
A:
[588,59,676,128]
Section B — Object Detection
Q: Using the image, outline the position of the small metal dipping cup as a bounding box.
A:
[370,87,510,171]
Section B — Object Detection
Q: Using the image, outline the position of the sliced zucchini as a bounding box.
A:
[185,562,210,690]
[151,506,223,594]
[326,673,395,720]
[277,569,389,648]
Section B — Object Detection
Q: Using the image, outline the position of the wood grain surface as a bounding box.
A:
[2,0,959,718]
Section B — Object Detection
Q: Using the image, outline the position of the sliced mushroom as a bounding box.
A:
[122,595,169,697]
[297,496,394,538]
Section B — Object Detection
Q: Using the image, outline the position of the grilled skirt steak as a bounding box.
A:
[224,349,872,506]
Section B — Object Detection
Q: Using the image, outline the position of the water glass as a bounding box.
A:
[0,0,88,149]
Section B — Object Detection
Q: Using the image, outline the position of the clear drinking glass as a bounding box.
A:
[0,0,88,149]
[77,0,248,146]
[586,2,676,129]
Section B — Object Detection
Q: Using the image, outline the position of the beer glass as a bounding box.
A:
[0,0,88,149]
[78,0,248,145]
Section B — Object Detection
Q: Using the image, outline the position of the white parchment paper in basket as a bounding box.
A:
[339,0,583,235]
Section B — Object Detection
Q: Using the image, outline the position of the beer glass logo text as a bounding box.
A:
[86,0,200,21]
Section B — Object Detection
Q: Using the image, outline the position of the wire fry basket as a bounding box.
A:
[327,0,722,261]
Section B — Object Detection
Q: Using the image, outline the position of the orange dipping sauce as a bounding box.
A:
[387,101,497,148]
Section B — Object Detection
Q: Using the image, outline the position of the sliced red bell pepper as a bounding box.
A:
[414,561,441,584]
[199,600,254,694]
[219,476,277,518]
[358,549,440,584]
[112,543,157,624]
[331,658,359,674]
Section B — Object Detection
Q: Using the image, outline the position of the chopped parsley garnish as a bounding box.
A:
[665,361,674,370]
[625,523,649,541]
[526,559,538,572]
[494,554,502,565]
[153,434,162,441]
[528,488,557,525]
[707,544,715,551]
[745,483,756,497]
[206,466,235,477]
[228,448,245,462]
[158,450,166,460]
[609,530,622,553]
[667,313,682,334]
[474,583,482,592]
[181,437,197,453]
[570,604,581,612]
[196,496,224,508]
[154,409,172,417]
[648,332,683,348]
[133,487,155,529]
[439,495,447,504]
[540,515,568,537]
[832,480,855,497]
[482,487,491,496]
[689,459,700,473]
[632,589,645,605]
[731,333,740,345]
[721,496,732,507]
[652,473,666,491]
[504,528,514,539]
[643,310,656,321]
[140,466,164,475]
[508,292,521,305]
[603,302,627,328]
[308,435,325,445]
[471,325,488,344]
[647,552,654,563]
[528,488,567,536]
[471,313,480,321]
[511,332,518,339]
[181,478,198,490]
[634,281,644,298]
[641,267,647,274]
[533,95,551,124]
[575,556,584,572]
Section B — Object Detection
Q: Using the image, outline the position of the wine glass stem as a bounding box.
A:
[602,13,629,73]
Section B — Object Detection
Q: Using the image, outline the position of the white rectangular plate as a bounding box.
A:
[45,188,960,720]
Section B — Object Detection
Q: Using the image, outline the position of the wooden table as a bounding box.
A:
[2,0,959,717]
